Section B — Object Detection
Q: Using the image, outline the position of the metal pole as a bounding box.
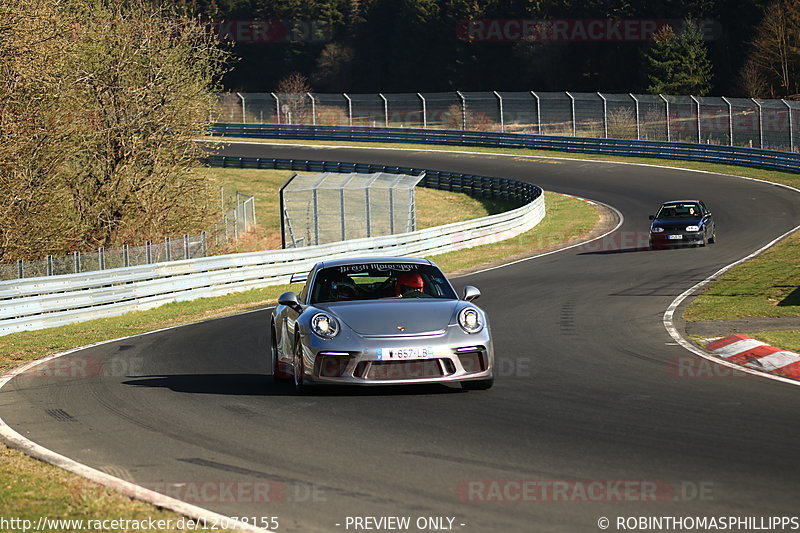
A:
[531,91,542,134]
[721,97,734,146]
[493,91,504,132]
[782,99,794,152]
[598,92,608,138]
[123,244,129,267]
[312,188,318,245]
[98,247,105,270]
[146,240,152,264]
[630,93,640,140]
[236,92,246,123]
[343,93,353,126]
[17,259,23,279]
[183,234,189,260]
[690,95,701,143]
[417,93,427,129]
[379,93,388,127]
[271,92,280,124]
[46,255,53,276]
[340,189,346,241]
[565,91,576,136]
[753,98,763,149]
[456,91,466,130]
[308,92,316,125]
[201,231,207,256]
[165,237,171,262]
[73,251,80,273]
[388,187,395,234]
[365,188,371,237]
[659,94,670,142]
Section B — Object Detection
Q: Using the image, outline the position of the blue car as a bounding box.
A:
[649,200,716,248]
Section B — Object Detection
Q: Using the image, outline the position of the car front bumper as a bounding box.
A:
[650,231,705,246]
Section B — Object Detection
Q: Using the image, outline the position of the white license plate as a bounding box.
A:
[667,234,684,240]
[376,346,436,360]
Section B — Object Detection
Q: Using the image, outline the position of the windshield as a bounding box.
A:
[656,203,701,219]
[310,262,457,304]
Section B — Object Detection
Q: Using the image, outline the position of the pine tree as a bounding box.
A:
[645,19,714,95]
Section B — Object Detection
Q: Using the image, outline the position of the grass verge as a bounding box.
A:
[748,331,800,354]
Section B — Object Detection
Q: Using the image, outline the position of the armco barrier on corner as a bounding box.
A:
[0,158,544,336]
[210,123,800,174]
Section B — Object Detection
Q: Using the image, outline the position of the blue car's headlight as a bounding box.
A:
[651,227,664,233]
[311,313,339,339]
[458,307,484,334]
[685,225,700,232]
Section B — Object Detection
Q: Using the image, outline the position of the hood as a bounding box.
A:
[317,299,460,336]
[652,217,702,230]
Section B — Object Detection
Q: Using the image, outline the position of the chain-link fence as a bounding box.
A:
[280,171,423,248]
[222,91,800,152]
[1,188,256,281]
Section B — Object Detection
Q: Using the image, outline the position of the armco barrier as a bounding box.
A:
[210,123,800,174]
[0,159,543,336]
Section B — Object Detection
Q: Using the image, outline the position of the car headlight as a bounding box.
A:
[311,313,339,339]
[458,307,484,334]
[685,225,700,232]
[651,227,664,233]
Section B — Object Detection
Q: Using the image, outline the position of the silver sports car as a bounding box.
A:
[270,257,494,390]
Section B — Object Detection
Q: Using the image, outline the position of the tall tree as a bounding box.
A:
[740,0,800,98]
[645,19,714,95]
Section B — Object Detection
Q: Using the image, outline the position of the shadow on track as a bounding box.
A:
[122,374,463,396]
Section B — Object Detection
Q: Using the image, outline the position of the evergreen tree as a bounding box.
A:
[645,18,714,95]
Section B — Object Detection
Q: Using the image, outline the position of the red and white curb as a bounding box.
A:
[704,335,800,380]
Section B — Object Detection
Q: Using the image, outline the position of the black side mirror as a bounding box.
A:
[649,215,655,220]
[463,286,481,301]
[278,291,303,312]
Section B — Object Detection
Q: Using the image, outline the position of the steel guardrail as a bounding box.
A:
[0,158,544,336]
[210,123,800,174]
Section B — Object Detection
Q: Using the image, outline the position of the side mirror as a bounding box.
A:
[463,286,481,302]
[278,291,302,312]
[648,215,655,220]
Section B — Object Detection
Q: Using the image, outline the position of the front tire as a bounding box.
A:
[461,377,494,390]
[292,336,306,392]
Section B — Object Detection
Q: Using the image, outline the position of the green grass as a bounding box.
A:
[683,231,800,321]
[748,330,800,354]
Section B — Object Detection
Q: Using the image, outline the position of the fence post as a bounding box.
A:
[530,91,542,134]
[782,99,794,152]
[98,247,105,270]
[312,188,319,245]
[379,93,388,127]
[598,92,608,138]
[365,188,371,237]
[17,259,23,279]
[165,237,171,262]
[46,255,53,276]
[73,251,81,274]
[722,96,734,146]
[493,91,504,133]
[271,92,280,124]
[752,98,764,149]
[236,92,246,123]
[123,244,129,267]
[456,91,466,130]
[201,231,207,256]
[690,95,701,143]
[183,234,189,259]
[629,93,640,140]
[565,92,576,136]
[307,92,316,125]
[659,94,670,142]
[343,93,353,126]
[417,93,427,129]
[146,240,152,264]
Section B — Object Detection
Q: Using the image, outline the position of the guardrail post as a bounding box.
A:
[565,92,576,136]
[307,92,316,125]
[493,91,504,133]
[365,188,371,237]
[530,91,542,134]
[46,255,53,276]
[271,92,280,124]
[722,96,734,146]
[417,93,427,129]
[98,247,105,270]
[782,99,794,152]
[312,188,319,245]
[73,251,81,273]
[658,94,670,142]
[456,91,466,130]
[201,231,207,256]
[123,244,129,267]
[629,93,640,140]
[598,92,608,138]
[379,93,388,127]
[343,93,353,126]
[17,259,23,279]
[753,98,764,149]
[183,234,189,259]
[690,95,701,143]
[146,240,152,264]
[165,237,171,262]
[236,92,246,123]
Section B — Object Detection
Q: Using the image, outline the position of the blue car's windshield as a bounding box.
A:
[656,204,701,219]
[311,263,457,303]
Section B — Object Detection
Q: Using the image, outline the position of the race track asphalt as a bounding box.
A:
[1,143,799,533]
